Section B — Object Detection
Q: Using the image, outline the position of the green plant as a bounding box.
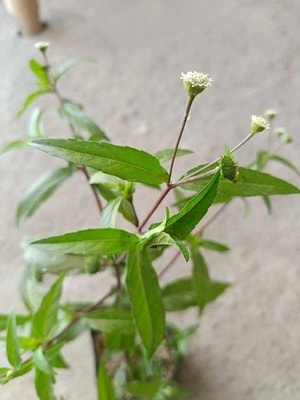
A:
[0,43,299,399]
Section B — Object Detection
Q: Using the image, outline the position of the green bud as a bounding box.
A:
[275,128,292,144]
[264,109,277,121]
[220,151,238,183]
[180,71,213,99]
[85,255,100,274]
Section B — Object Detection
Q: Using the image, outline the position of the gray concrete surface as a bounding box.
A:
[1,1,300,399]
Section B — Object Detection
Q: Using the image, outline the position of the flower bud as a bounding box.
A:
[180,71,213,99]
[220,151,238,183]
[275,128,292,144]
[264,109,277,121]
[250,115,270,135]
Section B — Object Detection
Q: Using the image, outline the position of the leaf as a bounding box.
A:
[6,312,22,367]
[162,278,197,311]
[17,165,75,225]
[100,197,122,228]
[165,171,220,239]
[0,313,30,331]
[30,139,169,186]
[31,275,64,341]
[200,239,230,252]
[183,167,300,202]
[0,139,29,158]
[268,154,300,177]
[34,347,54,375]
[31,228,139,255]
[17,89,50,117]
[28,108,45,137]
[29,59,50,89]
[53,57,93,81]
[192,249,229,313]
[34,369,57,400]
[146,232,189,262]
[1,360,34,383]
[126,248,165,358]
[86,308,135,334]
[97,361,115,400]
[155,148,193,163]
[124,378,161,398]
[59,101,108,140]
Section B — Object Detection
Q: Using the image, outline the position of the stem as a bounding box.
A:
[42,52,103,213]
[168,96,194,183]
[171,167,219,188]
[138,186,171,232]
[184,133,254,180]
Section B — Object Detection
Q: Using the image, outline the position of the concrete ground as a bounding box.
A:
[0,1,300,399]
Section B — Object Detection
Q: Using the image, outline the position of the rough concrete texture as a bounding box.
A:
[0,1,300,399]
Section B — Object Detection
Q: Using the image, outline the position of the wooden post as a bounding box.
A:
[4,0,44,36]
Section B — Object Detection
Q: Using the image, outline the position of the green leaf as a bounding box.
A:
[0,139,29,158]
[165,171,220,239]
[17,89,50,117]
[162,278,197,311]
[6,312,22,367]
[192,249,229,313]
[31,275,64,341]
[126,248,165,358]
[34,369,56,400]
[183,168,300,202]
[125,378,161,398]
[146,232,189,262]
[28,108,45,137]
[97,361,115,400]
[34,347,54,375]
[86,308,135,334]
[31,228,139,255]
[0,314,31,331]
[155,148,193,163]
[29,59,50,89]
[100,197,122,228]
[200,239,230,252]
[59,101,108,140]
[268,154,300,177]
[30,139,169,186]
[53,57,93,81]
[1,360,34,383]
[17,165,75,225]
[18,336,39,350]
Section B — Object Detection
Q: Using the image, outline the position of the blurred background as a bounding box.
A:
[0,1,299,399]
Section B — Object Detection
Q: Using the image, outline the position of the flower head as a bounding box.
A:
[34,41,50,53]
[250,115,270,135]
[180,71,213,98]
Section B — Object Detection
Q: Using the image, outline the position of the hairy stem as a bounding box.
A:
[168,97,194,183]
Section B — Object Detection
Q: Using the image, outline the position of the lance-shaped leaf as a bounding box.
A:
[86,308,135,334]
[17,165,75,225]
[31,275,64,341]
[126,248,165,358]
[31,228,139,255]
[165,171,220,239]
[53,57,93,81]
[6,312,22,367]
[192,249,229,313]
[162,278,197,311]
[33,347,54,376]
[59,101,108,141]
[29,59,50,90]
[34,369,56,400]
[183,167,300,202]
[30,139,169,186]
[0,139,29,158]
[97,361,115,400]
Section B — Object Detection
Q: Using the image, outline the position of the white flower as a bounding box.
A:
[34,41,50,52]
[250,115,270,135]
[180,71,213,98]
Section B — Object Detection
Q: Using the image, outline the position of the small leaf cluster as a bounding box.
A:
[0,47,299,400]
